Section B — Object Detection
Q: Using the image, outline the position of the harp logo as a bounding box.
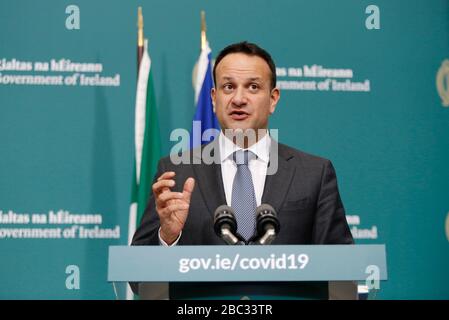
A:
[436,60,449,107]
[445,212,449,243]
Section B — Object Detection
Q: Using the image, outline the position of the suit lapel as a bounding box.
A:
[261,141,296,214]
[192,141,227,218]
[192,139,295,218]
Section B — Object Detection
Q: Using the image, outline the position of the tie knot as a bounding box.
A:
[233,150,255,166]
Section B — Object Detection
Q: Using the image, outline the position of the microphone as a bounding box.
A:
[255,204,280,245]
[214,205,245,245]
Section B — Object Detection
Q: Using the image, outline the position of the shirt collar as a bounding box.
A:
[218,130,271,164]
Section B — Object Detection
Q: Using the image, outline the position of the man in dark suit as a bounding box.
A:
[132,41,353,298]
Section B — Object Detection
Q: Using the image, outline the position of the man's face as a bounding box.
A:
[211,53,280,133]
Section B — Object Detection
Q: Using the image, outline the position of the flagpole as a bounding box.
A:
[137,7,144,70]
[127,6,145,301]
[200,10,207,51]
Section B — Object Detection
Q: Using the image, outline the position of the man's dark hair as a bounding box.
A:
[213,41,277,90]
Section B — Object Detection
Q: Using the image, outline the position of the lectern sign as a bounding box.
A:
[108,245,387,282]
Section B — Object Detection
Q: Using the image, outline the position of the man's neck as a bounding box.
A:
[221,128,268,149]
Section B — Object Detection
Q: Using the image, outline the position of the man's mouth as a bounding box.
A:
[229,110,249,120]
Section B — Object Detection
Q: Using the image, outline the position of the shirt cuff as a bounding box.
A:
[158,227,181,246]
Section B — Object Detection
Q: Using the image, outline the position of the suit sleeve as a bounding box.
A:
[312,160,354,244]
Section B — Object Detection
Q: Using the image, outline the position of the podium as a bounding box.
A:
[108,245,387,300]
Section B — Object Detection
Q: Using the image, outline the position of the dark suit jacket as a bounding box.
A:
[131,140,354,298]
[133,140,353,246]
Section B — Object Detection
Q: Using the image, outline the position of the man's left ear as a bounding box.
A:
[269,88,280,114]
[211,88,216,113]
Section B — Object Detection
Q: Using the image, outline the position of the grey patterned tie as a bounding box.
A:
[231,150,257,241]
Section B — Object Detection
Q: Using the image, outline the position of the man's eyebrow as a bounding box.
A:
[219,76,262,81]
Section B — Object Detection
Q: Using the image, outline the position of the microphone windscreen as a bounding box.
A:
[213,205,237,235]
[256,204,280,234]
[214,205,235,222]
[256,204,277,217]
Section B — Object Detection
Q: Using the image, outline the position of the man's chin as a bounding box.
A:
[222,124,267,133]
[223,127,253,134]
[222,126,263,144]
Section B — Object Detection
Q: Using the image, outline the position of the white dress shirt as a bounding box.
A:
[218,130,270,207]
[159,131,271,246]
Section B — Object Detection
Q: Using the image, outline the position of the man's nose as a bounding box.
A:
[231,87,247,107]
